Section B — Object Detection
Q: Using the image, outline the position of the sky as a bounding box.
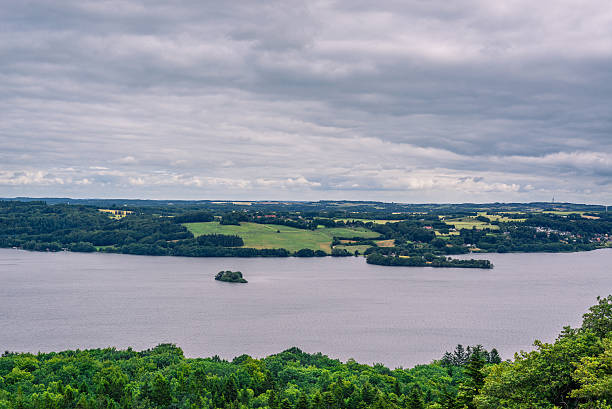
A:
[1,1,611,203]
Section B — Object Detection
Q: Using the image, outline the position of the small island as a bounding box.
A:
[215,270,248,283]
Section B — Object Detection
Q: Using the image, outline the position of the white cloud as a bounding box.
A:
[255,177,321,189]
[513,151,612,171]
[114,156,137,164]
[0,170,64,186]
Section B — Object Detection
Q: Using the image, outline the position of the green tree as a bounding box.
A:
[439,386,458,409]
[571,337,612,405]
[268,390,280,409]
[582,296,612,338]
[405,385,424,409]
[150,372,172,407]
[456,351,485,409]
[94,366,128,403]
[224,374,239,402]
[296,392,310,409]
[476,332,602,409]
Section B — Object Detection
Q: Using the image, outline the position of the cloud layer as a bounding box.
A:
[1,0,611,202]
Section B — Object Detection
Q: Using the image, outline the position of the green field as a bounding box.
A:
[333,244,371,254]
[443,217,500,230]
[477,212,525,222]
[184,222,380,253]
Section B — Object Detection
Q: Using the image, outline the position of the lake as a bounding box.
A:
[0,248,610,367]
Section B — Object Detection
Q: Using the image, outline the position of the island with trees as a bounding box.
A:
[215,270,248,283]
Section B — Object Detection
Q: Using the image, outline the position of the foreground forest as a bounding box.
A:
[1,296,612,409]
[0,200,610,269]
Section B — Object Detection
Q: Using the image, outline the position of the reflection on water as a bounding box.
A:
[0,248,610,367]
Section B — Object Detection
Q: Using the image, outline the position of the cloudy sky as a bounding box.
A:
[1,1,611,203]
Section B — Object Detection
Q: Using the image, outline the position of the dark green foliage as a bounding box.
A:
[440,345,502,367]
[255,217,315,230]
[439,386,459,409]
[69,241,96,252]
[296,392,310,409]
[215,270,248,283]
[581,295,612,338]
[456,349,485,409]
[196,234,244,247]
[0,345,462,409]
[172,245,291,257]
[475,296,612,409]
[294,248,315,257]
[220,212,248,225]
[405,385,425,409]
[331,248,352,257]
[366,253,492,269]
[291,248,327,257]
[172,211,215,223]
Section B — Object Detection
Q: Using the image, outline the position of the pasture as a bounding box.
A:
[442,217,500,230]
[333,244,371,254]
[477,212,525,223]
[184,222,380,253]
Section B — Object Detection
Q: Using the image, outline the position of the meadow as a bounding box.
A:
[184,222,380,253]
[442,215,500,230]
[332,244,371,254]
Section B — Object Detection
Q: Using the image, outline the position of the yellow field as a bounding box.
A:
[375,239,395,247]
[98,209,133,219]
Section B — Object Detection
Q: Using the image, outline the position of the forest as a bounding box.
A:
[0,296,611,408]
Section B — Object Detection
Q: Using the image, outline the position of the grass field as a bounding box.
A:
[477,212,525,223]
[333,244,371,254]
[184,222,380,253]
[443,217,500,230]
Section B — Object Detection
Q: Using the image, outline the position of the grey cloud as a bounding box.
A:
[0,0,611,203]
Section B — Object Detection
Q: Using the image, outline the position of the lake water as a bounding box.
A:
[0,248,611,368]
